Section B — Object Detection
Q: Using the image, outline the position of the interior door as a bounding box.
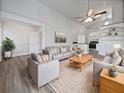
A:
[29,31,41,54]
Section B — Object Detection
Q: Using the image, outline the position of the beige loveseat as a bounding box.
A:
[28,53,59,88]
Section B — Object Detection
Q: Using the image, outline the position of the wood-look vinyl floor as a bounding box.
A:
[0,56,54,93]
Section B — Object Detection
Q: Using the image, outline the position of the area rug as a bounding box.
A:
[50,60,98,93]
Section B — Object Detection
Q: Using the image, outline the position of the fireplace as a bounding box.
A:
[89,41,99,49]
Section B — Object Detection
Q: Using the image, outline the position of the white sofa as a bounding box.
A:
[28,54,59,88]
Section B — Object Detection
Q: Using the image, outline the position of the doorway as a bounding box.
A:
[2,20,42,57]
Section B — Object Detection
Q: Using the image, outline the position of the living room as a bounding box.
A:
[0,0,124,93]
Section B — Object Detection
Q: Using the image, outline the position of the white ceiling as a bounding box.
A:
[38,0,120,28]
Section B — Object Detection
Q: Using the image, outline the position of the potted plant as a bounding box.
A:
[108,64,118,77]
[2,37,16,58]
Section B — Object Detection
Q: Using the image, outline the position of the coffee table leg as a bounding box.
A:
[80,63,83,72]
[70,60,72,67]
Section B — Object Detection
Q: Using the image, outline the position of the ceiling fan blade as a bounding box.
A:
[80,18,86,23]
[94,11,107,17]
[88,9,94,16]
[92,17,96,21]
[75,17,84,19]
[81,17,96,23]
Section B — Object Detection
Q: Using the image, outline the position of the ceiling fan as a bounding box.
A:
[76,0,107,23]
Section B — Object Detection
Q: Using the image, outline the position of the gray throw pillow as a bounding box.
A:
[121,55,124,67]
[119,49,124,56]
[41,55,49,62]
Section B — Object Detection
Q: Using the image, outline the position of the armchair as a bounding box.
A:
[28,58,59,88]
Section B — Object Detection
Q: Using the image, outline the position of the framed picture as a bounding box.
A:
[55,32,66,43]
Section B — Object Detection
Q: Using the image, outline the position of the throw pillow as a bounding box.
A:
[67,46,72,52]
[121,55,124,67]
[61,47,67,53]
[60,47,64,53]
[57,47,61,53]
[112,50,120,59]
[41,55,49,62]
[112,55,122,65]
[119,49,124,56]
[54,48,58,54]
[103,56,113,64]
[31,53,43,64]
[50,48,54,54]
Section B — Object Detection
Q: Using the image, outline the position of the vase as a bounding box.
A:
[5,51,12,58]
[78,54,82,58]
[108,69,118,78]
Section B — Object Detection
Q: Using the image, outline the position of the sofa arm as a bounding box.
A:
[93,61,124,83]
[93,61,111,82]
[37,59,59,88]
[28,58,39,85]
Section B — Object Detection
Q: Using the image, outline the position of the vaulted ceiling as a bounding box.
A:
[38,0,122,28]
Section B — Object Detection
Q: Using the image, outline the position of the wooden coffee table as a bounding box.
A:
[69,55,93,72]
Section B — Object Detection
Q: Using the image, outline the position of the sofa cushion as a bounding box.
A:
[53,53,63,59]
[31,53,43,64]
[112,55,122,65]
[51,48,58,54]
[67,46,73,52]
[106,52,114,57]
[62,52,71,57]
[57,47,61,53]
[103,56,113,64]
[61,47,67,53]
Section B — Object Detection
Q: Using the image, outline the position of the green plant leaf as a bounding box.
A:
[2,37,16,51]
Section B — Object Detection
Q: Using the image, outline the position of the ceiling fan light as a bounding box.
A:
[84,17,93,22]
[84,19,89,22]
[104,21,109,25]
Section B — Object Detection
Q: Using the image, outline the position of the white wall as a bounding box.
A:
[123,0,124,21]
[3,20,41,56]
[1,0,86,48]
[86,28,99,43]
[112,0,124,23]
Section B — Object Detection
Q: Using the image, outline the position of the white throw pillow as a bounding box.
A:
[61,47,67,53]
[112,50,119,59]
[41,55,49,62]
[112,56,122,65]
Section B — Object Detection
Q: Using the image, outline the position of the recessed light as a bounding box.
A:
[84,17,94,22]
